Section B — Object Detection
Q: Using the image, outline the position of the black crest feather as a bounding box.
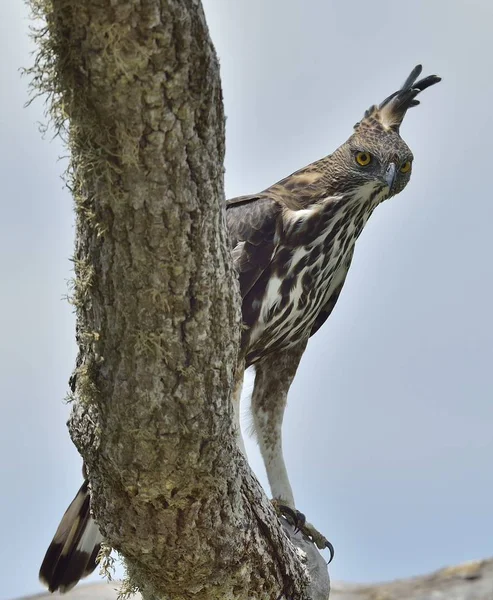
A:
[355,65,441,132]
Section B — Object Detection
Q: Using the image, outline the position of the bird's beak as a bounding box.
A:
[384,162,397,192]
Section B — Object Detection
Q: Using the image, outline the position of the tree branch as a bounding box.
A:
[29,0,328,597]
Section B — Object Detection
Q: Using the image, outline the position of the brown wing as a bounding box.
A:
[225,160,328,300]
[260,160,327,210]
[226,194,281,300]
[309,248,354,338]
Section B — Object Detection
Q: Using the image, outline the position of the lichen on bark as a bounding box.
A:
[27,0,329,598]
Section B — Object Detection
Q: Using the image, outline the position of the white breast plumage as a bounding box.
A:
[247,184,386,361]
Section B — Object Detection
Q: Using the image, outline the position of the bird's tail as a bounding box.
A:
[39,479,103,593]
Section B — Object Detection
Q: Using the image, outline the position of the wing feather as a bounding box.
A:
[226,194,281,300]
[226,162,329,301]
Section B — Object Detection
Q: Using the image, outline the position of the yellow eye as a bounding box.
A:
[355,152,372,167]
[400,161,412,173]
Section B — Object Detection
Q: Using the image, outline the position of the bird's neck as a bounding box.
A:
[283,182,385,247]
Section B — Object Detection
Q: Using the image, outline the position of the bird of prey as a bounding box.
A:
[39,65,440,592]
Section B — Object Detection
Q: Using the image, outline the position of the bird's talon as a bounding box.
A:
[293,510,306,532]
[273,502,296,523]
[297,521,335,559]
[325,540,335,564]
[272,502,306,532]
[271,500,334,560]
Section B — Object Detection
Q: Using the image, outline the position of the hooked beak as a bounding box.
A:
[384,162,397,192]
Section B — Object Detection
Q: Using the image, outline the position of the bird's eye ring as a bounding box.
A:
[355,152,372,167]
[400,161,412,173]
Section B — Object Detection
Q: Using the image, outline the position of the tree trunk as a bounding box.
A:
[29,0,329,598]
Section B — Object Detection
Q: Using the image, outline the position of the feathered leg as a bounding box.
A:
[250,340,307,508]
[251,340,334,559]
[39,477,103,593]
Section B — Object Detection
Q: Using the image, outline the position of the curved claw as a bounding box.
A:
[325,539,335,564]
[276,504,306,533]
[272,500,335,561]
[293,510,306,534]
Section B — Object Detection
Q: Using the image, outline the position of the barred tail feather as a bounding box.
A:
[39,480,103,593]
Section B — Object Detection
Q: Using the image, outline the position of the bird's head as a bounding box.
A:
[327,65,441,200]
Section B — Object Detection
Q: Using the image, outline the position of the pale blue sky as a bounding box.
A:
[2,1,492,599]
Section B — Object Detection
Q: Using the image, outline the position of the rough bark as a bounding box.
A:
[29,0,327,598]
